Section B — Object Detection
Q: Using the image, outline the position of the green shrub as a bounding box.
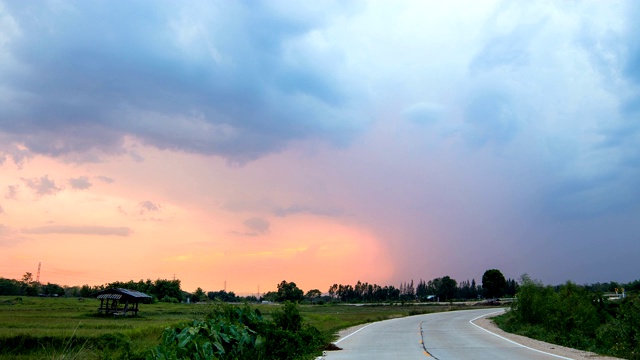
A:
[498,275,640,359]
[160,296,180,303]
[149,302,327,360]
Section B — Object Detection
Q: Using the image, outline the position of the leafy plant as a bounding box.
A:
[497,275,640,359]
[149,301,326,360]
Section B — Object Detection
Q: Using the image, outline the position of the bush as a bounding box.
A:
[498,275,640,359]
[149,302,327,360]
[160,296,179,303]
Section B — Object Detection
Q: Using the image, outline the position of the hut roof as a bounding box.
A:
[92,288,152,300]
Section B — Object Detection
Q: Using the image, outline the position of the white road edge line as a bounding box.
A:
[469,310,574,360]
[334,323,375,344]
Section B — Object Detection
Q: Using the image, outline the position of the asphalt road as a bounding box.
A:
[322,308,570,360]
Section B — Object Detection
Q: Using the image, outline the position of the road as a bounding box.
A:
[322,308,571,360]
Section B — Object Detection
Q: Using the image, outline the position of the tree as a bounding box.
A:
[193,287,206,302]
[42,282,64,296]
[207,290,237,302]
[276,280,304,302]
[20,272,38,296]
[262,291,278,302]
[80,284,93,297]
[436,276,457,300]
[328,284,338,299]
[305,289,322,301]
[153,279,183,302]
[482,269,507,298]
[21,272,34,284]
[0,278,21,295]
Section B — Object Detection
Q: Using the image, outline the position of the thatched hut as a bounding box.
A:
[92,288,152,316]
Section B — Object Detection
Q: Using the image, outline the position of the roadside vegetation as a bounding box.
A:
[5,268,588,359]
[9,269,638,359]
[150,301,326,360]
[0,294,482,359]
[494,274,640,360]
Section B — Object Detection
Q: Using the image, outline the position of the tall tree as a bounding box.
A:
[193,287,206,301]
[437,276,457,300]
[482,269,507,298]
[276,280,304,302]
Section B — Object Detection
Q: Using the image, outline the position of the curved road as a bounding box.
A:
[323,308,571,360]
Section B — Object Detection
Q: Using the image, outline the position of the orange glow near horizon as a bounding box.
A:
[0,144,395,295]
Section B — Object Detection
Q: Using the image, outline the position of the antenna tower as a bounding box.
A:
[36,262,41,283]
[224,280,227,292]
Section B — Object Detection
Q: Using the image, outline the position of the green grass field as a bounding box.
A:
[0,296,477,359]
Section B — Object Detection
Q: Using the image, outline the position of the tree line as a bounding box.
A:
[321,270,519,303]
[5,268,637,306]
[0,268,519,303]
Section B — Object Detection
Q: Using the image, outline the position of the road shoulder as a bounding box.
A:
[473,311,622,360]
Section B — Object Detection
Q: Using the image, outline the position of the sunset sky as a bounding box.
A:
[1,1,639,295]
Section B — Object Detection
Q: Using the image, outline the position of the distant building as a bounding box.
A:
[92,288,152,316]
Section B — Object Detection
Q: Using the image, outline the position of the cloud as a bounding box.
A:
[0,1,367,163]
[4,185,18,200]
[68,176,92,190]
[21,175,62,197]
[462,91,519,146]
[272,204,342,218]
[138,201,161,215]
[0,204,4,215]
[95,175,114,184]
[222,199,343,219]
[621,2,640,109]
[0,224,30,247]
[240,217,270,236]
[469,18,544,74]
[402,102,444,126]
[0,140,33,168]
[21,225,132,237]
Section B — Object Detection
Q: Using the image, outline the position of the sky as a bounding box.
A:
[1,0,639,295]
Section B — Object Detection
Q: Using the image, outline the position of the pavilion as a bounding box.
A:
[92,288,152,316]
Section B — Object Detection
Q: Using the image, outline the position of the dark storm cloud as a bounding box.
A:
[546,1,640,217]
[0,1,366,163]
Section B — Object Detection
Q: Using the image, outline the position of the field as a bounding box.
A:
[0,296,478,359]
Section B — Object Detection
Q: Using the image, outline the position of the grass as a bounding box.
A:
[0,296,480,359]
